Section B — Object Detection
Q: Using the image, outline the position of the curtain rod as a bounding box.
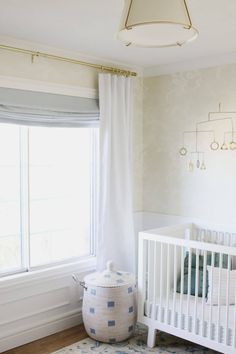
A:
[0,43,137,77]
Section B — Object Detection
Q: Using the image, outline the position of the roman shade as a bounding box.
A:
[0,87,99,127]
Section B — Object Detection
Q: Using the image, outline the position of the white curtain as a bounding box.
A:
[97,74,135,273]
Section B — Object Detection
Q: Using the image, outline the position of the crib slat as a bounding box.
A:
[187,248,192,331]
[234,280,236,348]
[213,230,217,244]
[179,246,184,329]
[194,249,199,334]
[201,250,207,337]
[172,244,177,327]
[148,240,152,302]
[144,240,148,302]
[201,229,205,255]
[229,233,232,246]
[217,252,223,343]
[159,242,163,322]
[207,229,211,243]
[165,243,170,324]
[152,241,157,320]
[225,254,231,346]
[208,251,215,340]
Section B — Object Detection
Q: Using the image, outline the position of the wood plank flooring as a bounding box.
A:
[3,324,87,354]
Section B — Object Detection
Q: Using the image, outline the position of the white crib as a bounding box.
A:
[138,223,236,354]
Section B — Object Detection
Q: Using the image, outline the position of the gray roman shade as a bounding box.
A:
[0,87,99,127]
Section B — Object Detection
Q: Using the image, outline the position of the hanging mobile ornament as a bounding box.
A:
[179,103,236,173]
[188,161,194,172]
[221,140,228,150]
[200,153,206,170]
[230,141,236,150]
[179,147,188,156]
[210,140,219,151]
[210,131,219,151]
[229,131,236,150]
[188,153,194,172]
[200,161,206,170]
[196,152,200,168]
[179,133,188,156]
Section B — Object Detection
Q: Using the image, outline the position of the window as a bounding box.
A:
[0,123,98,277]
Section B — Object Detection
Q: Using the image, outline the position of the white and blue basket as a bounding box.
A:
[75,261,136,343]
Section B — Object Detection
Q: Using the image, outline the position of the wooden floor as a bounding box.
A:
[3,324,87,354]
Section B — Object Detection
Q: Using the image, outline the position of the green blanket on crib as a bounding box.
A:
[176,252,229,298]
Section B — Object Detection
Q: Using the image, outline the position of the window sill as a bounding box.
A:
[0,256,96,290]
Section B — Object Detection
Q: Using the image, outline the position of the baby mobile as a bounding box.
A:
[179,103,236,172]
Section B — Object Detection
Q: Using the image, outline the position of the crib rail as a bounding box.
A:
[138,224,236,353]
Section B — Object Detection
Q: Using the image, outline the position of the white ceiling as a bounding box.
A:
[0,0,236,74]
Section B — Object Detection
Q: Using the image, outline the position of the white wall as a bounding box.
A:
[143,63,236,226]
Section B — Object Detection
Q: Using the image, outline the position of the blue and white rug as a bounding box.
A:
[52,325,217,354]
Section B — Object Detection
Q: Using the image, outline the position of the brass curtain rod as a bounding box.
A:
[0,43,137,77]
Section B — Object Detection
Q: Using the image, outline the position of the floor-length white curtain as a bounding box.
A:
[97,74,135,273]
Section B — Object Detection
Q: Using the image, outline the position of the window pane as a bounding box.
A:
[0,124,21,274]
[29,127,92,267]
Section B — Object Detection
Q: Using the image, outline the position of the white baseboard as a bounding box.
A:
[0,309,83,353]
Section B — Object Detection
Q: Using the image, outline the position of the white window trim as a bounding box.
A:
[0,76,98,283]
[0,256,96,289]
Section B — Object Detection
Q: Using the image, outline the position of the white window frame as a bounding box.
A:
[0,77,98,280]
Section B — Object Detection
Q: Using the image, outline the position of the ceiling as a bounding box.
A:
[0,0,236,73]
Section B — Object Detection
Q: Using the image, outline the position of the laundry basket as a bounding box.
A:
[73,261,136,343]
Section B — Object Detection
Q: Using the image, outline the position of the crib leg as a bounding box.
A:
[147,326,157,348]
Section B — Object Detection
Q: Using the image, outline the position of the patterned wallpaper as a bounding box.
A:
[143,63,236,225]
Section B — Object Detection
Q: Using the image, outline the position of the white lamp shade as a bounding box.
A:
[117,0,198,47]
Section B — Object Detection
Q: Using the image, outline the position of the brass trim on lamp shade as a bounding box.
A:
[117,0,198,48]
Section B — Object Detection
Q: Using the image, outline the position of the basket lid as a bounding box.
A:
[84,261,135,288]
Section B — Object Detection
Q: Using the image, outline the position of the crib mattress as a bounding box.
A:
[145,293,235,334]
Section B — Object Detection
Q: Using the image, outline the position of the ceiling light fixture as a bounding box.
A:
[117,0,198,48]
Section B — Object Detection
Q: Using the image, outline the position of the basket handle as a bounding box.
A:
[72,274,87,290]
